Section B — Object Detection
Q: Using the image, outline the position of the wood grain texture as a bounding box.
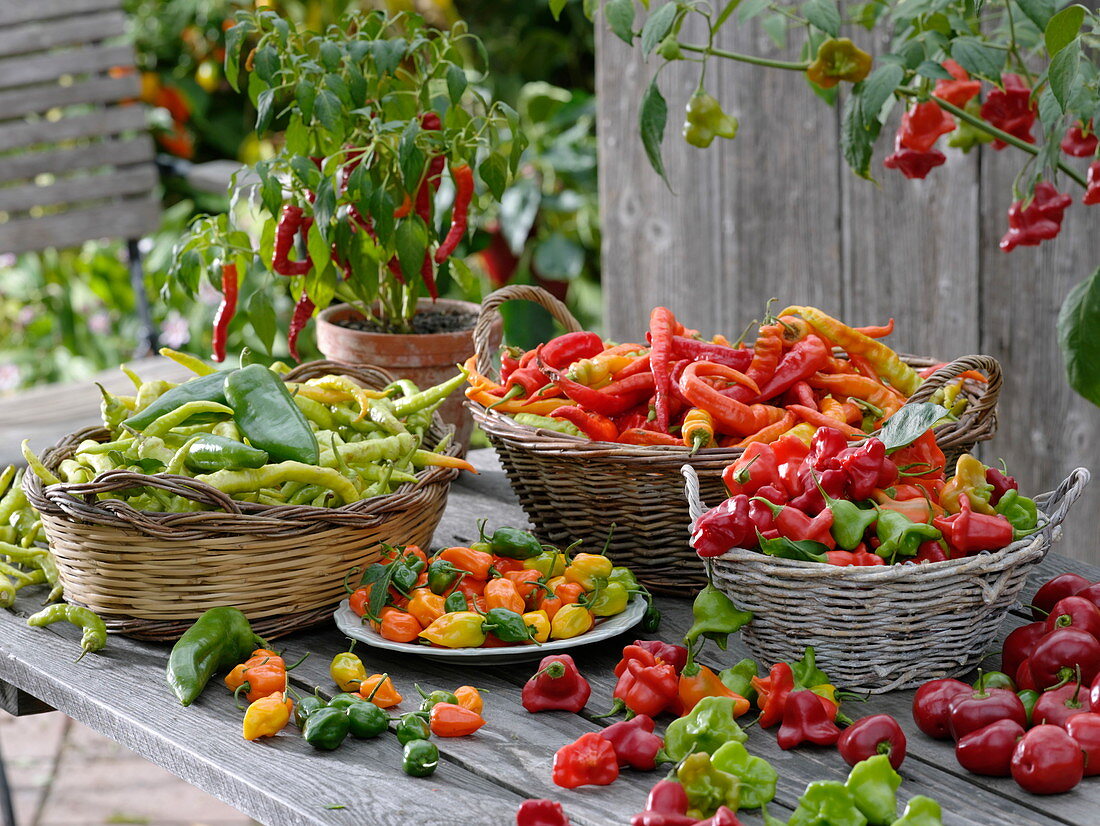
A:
[0,74,139,123]
[0,195,161,255]
[0,0,122,28]
[0,136,153,183]
[0,106,147,153]
[0,165,157,213]
[0,43,135,91]
[0,11,127,59]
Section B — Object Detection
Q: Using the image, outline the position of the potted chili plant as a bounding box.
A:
[171,9,520,442]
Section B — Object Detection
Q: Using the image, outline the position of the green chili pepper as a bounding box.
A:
[395,712,431,745]
[367,398,408,435]
[973,670,1015,692]
[444,591,468,612]
[391,372,465,419]
[224,365,319,464]
[683,583,753,653]
[607,566,640,591]
[874,509,941,563]
[302,706,351,750]
[291,394,338,431]
[815,479,879,550]
[26,604,107,662]
[427,560,464,595]
[658,696,748,763]
[512,413,584,437]
[641,602,662,632]
[711,740,777,809]
[1018,689,1040,725]
[195,462,359,505]
[677,752,741,819]
[487,526,543,560]
[845,755,899,825]
[482,608,537,643]
[719,658,760,703]
[141,401,234,439]
[346,700,388,739]
[994,489,1039,532]
[328,692,364,710]
[97,384,131,431]
[326,433,418,468]
[789,780,867,826]
[402,739,439,777]
[184,435,269,472]
[891,796,943,826]
[416,684,458,712]
[166,607,267,706]
[294,694,327,727]
[124,371,231,432]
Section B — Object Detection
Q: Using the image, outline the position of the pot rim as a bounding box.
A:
[317,300,482,342]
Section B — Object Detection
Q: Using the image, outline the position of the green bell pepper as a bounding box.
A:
[845,755,900,826]
[995,489,1039,532]
[683,583,753,653]
[166,607,267,706]
[346,701,389,739]
[890,796,943,826]
[294,694,326,728]
[402,739,439,777]
[789,781,867,826]
[719,658,760,703]
[224,364,319,464]
[677,752,741,819]
[711,740,777,809]
[302,706,351,750]
[123,371,232,432]
[395,712,431,746]
[658,696,748,763]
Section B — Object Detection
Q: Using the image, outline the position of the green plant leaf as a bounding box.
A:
[399,122,425,192]
[876,402,951,451]
[641,3,678,55]
[638,77,669,185]
[714,0,742,31]
[802,0,840,37]
[247,291,276,355]
[449,257,480,296]
[757,534,829,562]
[1045,4,1085,56]
[284,114,309,156]
[446,65,467,103]
[606,0,636,44]
[254,46,280,85]
[255,88,276,134]
[479,154,509,202]
[223,22,249,93]
[1058,268,1100,407]
[319,41,342,71]
[296,80,316,122]
[368,40,405,76]
[950,37,1005,80]
[314,89,344,134]
[916,60,953,81]
[840,88,880,181]
[761,13,787,49]
[395,217,428,282]
[738,0,769,22]
[860,64,904,128]
[1049,40,1082,111]
[550,0,569,20]
[533,233,585,280]
[1016,0,1057,30]
[306,220,331,274]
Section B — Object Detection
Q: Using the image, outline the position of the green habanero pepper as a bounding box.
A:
[402,739,439,777]
[683,583,753,652]
[683,92,739,149]
[346,701,389,739]
[294,694,327,727]
[642,602,662,632]
[525,550,568,579]
[891,796,943,826]
[444,591,468,612]
[948,98,994,152]
[395,712,432,745]
[417,684,458,712]
[805,38,872,89]
[587,582,630,617]
[994,489,1039,532]
[608,566,640,591]
[719,658,760,704]
[224,365,319,464]
[845,755,900,826]
[302,706,351,750]
[677,752,741,819]
[711,740,777,809]
[184,434,269,472]
[427,559,464,595]
[483,608,537,643]
[328,692,364,710]
[874,509,941,563]
[789,780,867,826]
[166,607,267,706]
[488,526,543,560]
[123,371,232,432]
[658,696,748,763]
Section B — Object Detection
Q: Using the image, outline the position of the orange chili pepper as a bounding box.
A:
[406,589,446,628]
[680,362,783,436]
[382,544,428,567]
[807,372,905,417]
[225,650,287,703]
[483,578,525,613]
[440,546,494,580]
[454,685,484,714]
[378,607,421,643]
[358,673,403,708]
[504,569,545,605]
[492,556,525,575]
[786,404,867,437]
[678,664,751,716]
[538,592,564,621]
[734,410,796,447]
[429,702,486,737]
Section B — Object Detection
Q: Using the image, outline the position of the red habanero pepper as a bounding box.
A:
[691,495,754,558]
[899,101,956,152]
[753,498,836,549]
[631,640,689,675]
[552,732,619,789]
[631,780,693,826]
[933,493,1014,555]
[434,163,474,263]
[598,714,663,770]
[272,205,312,275]
[999,181,1073,252]
[777,690,841,749]
[541,332,606,370]
[985,466,1019,506]
[753,335,831,401]
[552,406,619,442]
[884,135,946,179]
[522,654,592,713]
[287,293,315,363]
[981,74,1036,149]
[753,662,795,728]
[933,59,981,108]
[211,263,239,362]
[723,441,783,496]
[1085,161,1100,206]
[1062,122,1098,157]
[649,307,679,431]
[826,549,885,566]
[516,799,572,826]
[608,645,680,717]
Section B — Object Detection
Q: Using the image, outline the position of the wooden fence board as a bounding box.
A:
[0,136,153,183]
[0,0,121,28]
[0,106,147,153]
[0,74,139,123]
[0,195,160,255]
[0,11,127,59]
[0,165,157,212]
[0,43,135,91]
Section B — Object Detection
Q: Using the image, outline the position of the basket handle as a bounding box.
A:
[906,354,1002,445]
[473,285,584,379]
[1034,466,1091,542]
[682,465,705,523]
[58,469,245,515]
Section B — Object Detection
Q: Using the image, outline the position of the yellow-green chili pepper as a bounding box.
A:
[330,651,367,691]
[419,612,487,648]
[563,553,613,591]
[550,604,594,639]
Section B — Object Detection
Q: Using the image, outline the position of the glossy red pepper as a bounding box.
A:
[598,714,663,770]
[211,262,239,363]
[1011,725,1084,794]
[1065,713,1100,776]
[1061,124,1098,156]
[610,646,679,718]
[1086,161,1100,206]
[753,335,831,401]
[773,435,811,498]
[1044,596,1100,639]
[649,307,678,432]
[1001,621,1048,680]
[933,59,981,107]
[1032,573,1091,620]
[551,406,619,442]
[541,332,606,370]
[837,714,906,768]
[691,495,754,558]
[898,101,956,152]
[837,438,895,500]
[948,686,1027,741]
[552,731,619,789]
[913,539,950,564]
[788,466,847,515]
[1029,628,1100,689]
[630,780,695,826]
[631,640,689,675]
[1071,582,1100,613]
[825,549,885,566]
[516,799,571,826]
[777,689,840,749]
[985,466,1019,506]
[1015,659,1037,691]
[671,337,752,369]
[955,719,1025,777]
[933,493,1014,555]
[434,163,474,263]
[911,678,973,739]
[999,181,1074,252]
[1033,681,1089,727]
[287,293,315,363]
[981,74,1036,149]
[883,135,946,179]
[752,662,795,728]
[272,204,312,276]
[540,358,656,417]
[522,654,592,714]
[754,498,835,548]
[723,442,783,496]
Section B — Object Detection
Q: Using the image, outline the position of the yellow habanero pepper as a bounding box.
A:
[587,582,629,617]
[330,651,367,692]
[419,611,487,649]
[522,610,551,643]
[242,692,293,740]
[550,604,594,640]
[524,550,568,579]
[940,453,996,515]
[563,553,613,591]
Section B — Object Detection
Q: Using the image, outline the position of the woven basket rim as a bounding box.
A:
[24,359,460,536]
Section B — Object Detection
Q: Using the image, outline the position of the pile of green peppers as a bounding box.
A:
[32,352,468,512]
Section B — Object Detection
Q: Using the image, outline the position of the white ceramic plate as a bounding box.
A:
[333,596,647,664]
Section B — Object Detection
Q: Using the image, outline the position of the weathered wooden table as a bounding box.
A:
[0,446,1096,826]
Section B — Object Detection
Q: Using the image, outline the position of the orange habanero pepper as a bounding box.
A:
[378,607,422,643]
[407,589,446,628]
[484,578,525,614]
[440,546,494,580]
[454,685,484,714]
[429,702,486,737]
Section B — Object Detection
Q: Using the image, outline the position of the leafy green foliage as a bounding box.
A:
[1059,269,1100,407]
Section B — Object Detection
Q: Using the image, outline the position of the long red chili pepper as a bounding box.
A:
[272,205,312,276]
[434,164,474,264]
[421,112,445,192]
[287,293,315,363]
[538,355,654,417]
[420,249,438,300]
[552,406,619,441]
[671,336,752,369]
[649,307,678,431]
[211,262,238,363]
[618,428,682,446]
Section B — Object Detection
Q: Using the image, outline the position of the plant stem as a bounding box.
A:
[678,42,811,71]
[1004,0,1035,87]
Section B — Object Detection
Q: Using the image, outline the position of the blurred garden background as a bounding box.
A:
[0,0,599,392]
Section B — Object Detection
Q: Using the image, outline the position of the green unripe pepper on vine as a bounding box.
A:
[806,38,872,89]
[683,92,739,148]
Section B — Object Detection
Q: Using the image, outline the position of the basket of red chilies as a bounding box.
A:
[466,285,1002,596]
[682,423,1091,692]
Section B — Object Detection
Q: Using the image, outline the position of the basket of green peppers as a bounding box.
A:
[21,357,469,642]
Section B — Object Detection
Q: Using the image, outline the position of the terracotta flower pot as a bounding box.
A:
[315,299,498,449]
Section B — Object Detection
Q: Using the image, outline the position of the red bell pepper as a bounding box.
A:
[1029,628,1100,689]
[516,799,572,826]
[1032,681,1089,727]
[913,540,949,564]
[837,714,906,768]
[1001,621,1048,681]
[911,678,971,739]
[522,654,592,713]
[632,640,689,675]
[691,495,754,558]
[1044,596,1100,639]
[752,662,795,728]
[1032,573,1091,620]
[1011,725,1084,794]
[777,690,841,749]
[1015,659,1037,691]
[955,719,1025,777]
[948,686,1027,740]
[552,732,619,789]
[1065,713,1100,776]
[933,493,1014,555]
[598,714,663,770]
[773,435,811,498]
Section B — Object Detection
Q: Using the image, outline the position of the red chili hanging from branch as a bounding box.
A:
[272,205,313,276]
[287,293,315,362]
[211,262,239,363]
[434,163,474,264]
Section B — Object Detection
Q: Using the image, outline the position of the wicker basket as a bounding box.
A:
[23,361,460,641]
[469,285,1003,596]
[683,465,1091,692]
